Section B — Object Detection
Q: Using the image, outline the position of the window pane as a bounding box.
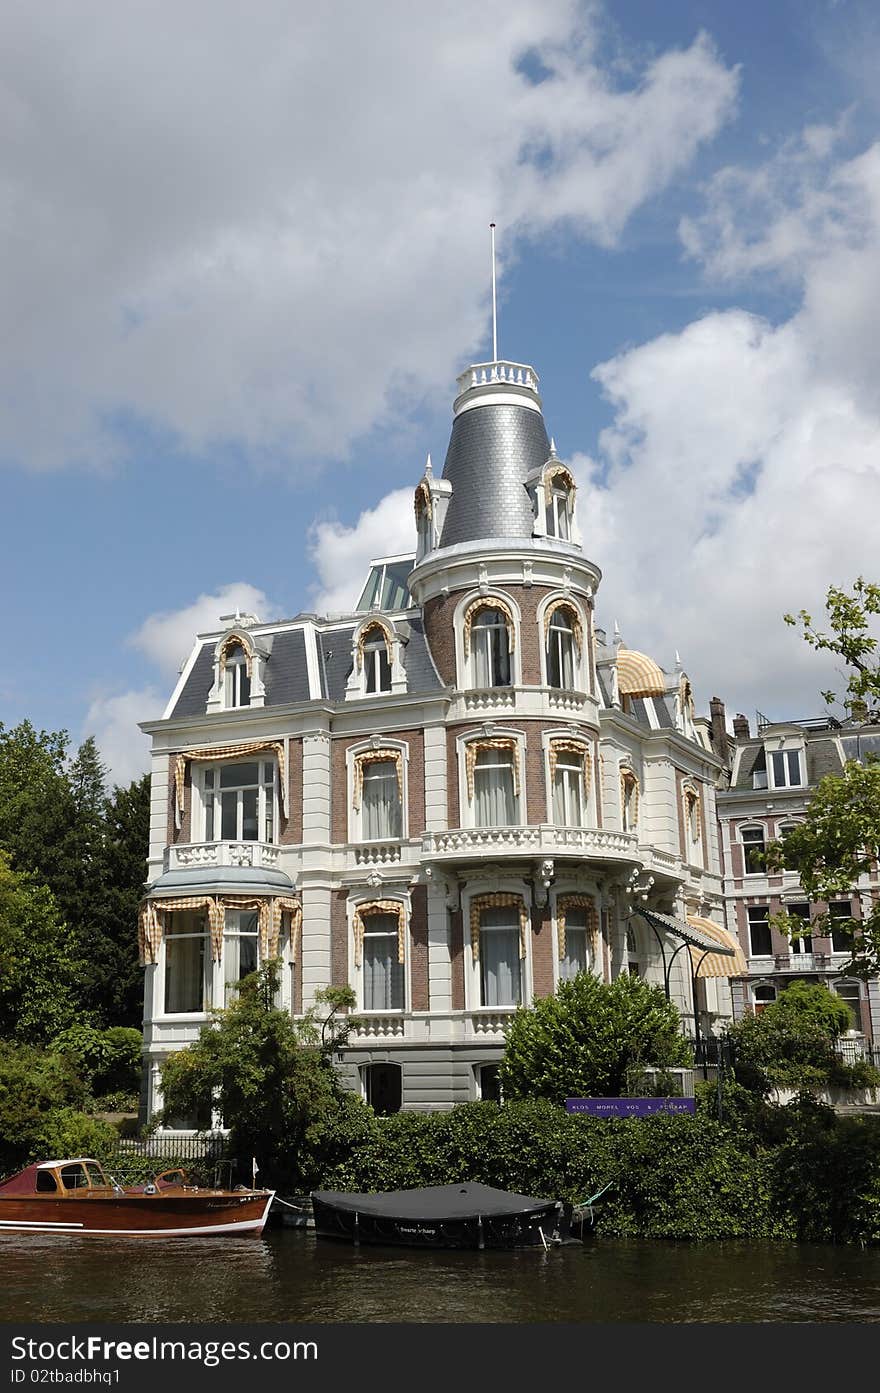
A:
[364,925,404,1010]
[165,934,205,1013]
[362,762,401,839]
[830,901,854,953]
[474,755,516,826]
[747,907,772,957]
[742,828,765,873]
[241,788,258,841]
[221,790,238,840]
[220,762,259,787]
[560,916,589,980]
[479,907,521,1007]
[787,750,801,784]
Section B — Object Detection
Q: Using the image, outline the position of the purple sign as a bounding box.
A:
[565,1097,696,1117]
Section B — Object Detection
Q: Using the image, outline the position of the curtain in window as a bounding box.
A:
[549,740,591,825]
[468,893,528,962]
[542,599,583,654]
[352,900,406,967]
[560,912,589,980]
[139,895,225,965]
[352,748,404,810]
[465,740,519,799]
[620,769,640,827]
[552,763,583,826]
[479,906,522,1007]
[174,741,286,829]
[363,914,405,1010]
[462,596,516,657]
[362,761,402,838]
[556,894,598,962]
[164,931,206,1014]
[474,753,516,826]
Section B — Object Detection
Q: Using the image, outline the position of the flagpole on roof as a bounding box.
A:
[490,223,498,362]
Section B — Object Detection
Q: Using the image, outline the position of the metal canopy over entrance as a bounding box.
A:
[630,906,736,1042]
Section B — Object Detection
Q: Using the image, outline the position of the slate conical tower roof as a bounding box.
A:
[438,361,551,549]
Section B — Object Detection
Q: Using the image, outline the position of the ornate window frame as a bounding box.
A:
[619,764,640,834]
[462,879,533,1013]
[551,889,600,986]
[347,737,409,844]
[528,457,580,545]
[681,781,702,860]
[543,730,593,826]
[538,593,589,692]
[345,617,407,700]
[457,725,525,830]
[348,892,410,1014]
[206,628,269,711]
[454,589,521,691]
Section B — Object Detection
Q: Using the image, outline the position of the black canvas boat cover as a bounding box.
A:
[311,1183,554,1220]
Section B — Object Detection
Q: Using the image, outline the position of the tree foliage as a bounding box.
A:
[0,1040,115,1176]
[499,972,692,1104]
[158,962,374,1189]
[0,721,149,1027]
[0,854,81,1044]
[784,577,880,721]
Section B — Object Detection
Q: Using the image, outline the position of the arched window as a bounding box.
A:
[550,740,590,827]
[353,900,406,1013]
[361,625,392,694]
[683,785,701,849]
[547,609,576,689]
[351,747,405,842]
[741,825,765,875]
[556,895,598,982]
[620,769,639,833]
[362,1062,402,1115]
[222,641,251,708]
[465,738,520,827]
[471,608,511,687]
[542,464,576,540]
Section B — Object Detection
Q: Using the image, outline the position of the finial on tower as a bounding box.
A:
[425,452,433,476]
[550,437,557,457]
[490,222,498,363]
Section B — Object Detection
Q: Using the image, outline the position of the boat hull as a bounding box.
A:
[312,1195,559,1250]
[0,1191,274,1238]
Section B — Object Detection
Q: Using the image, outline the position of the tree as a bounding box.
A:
[770,578,880,976]
[728,982,852,1094]
[0,854,83,1044]
[499,972,692,1105]
[158,963,374,1189]
[764,979,850,1038]
[0,1040,115,1176]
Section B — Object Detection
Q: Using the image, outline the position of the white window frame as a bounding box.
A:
[747,904,773,959]
[620,767,639,834]
[786,902,812,956]
[348,740,408,844]
[740,824,766,876]
[455,592,521,692]
[199,759,277,844]
[349,896,410,1016]
[160,911,212,1018]
[459,731,525,831]
[222,909,260,1007]
[545,486,572,541]
[223,644,251,708]
[767,745,804,789]
[538,595,588,692]
[463,881,533,1014]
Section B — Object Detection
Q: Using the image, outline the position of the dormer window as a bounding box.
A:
[546,486,571,540]
[770,748,803,788]
[364,633,392,694]
[220,640,251,708]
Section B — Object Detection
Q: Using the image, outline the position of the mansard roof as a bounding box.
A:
[167,612,442,719]
[438,396,551,548]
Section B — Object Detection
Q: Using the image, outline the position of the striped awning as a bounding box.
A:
[617,648,666,699]
[633,906,733,957]
[687,915,748,978]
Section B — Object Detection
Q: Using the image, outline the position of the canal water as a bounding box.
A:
[3,1229,880,1323]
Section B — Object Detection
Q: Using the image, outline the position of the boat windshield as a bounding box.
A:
[57,1162,109,1191]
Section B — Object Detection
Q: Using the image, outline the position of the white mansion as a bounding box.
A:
[139,354,744,1122]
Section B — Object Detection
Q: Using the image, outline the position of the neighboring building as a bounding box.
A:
[138,353,741,1127]
[717,712,880,1041]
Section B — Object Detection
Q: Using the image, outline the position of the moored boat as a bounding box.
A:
[0,1157,274,1237]
[311,1182,562,1249]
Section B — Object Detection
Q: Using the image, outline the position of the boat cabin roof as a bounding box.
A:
[0,1159,110,1196]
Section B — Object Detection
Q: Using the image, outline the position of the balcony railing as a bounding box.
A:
[165,841,280,872]
[773,952,831,972]
[421,824,639,861]
[456,361,539,394]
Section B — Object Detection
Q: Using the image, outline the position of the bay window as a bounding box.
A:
[164,912,209,1014]
[203,761,276,843]
[223,910,259,1006]
[553,749,585,826]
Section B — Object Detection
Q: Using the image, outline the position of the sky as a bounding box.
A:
[4,0,880,785]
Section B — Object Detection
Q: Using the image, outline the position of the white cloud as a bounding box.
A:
[130,582,282,677]
[84,687,163,788]
[0,2,737,473]
[309,489,416,614]
[574,129,880,724]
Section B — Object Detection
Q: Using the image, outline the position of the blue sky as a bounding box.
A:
[4,0,880,783]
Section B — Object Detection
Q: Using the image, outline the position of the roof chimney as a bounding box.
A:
[709,696,727,757]
[732,713,750,739]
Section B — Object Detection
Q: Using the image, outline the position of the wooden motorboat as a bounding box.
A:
[311,1182,563,1249]
[0,1158,274,1237]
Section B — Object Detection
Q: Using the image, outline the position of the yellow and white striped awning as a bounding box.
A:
[687,915,748,978]
[616,648,666,699]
